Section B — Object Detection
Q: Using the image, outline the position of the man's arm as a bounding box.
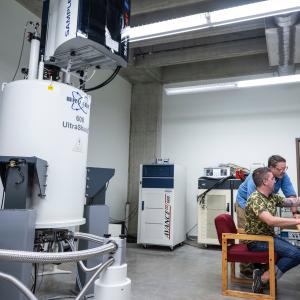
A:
[281,197,300,207]
[281,173,297,198]
[289,198,298,215]
[259,211,300,227]
[280,174,297,213]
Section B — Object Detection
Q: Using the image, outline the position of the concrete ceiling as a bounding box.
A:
[15,0,300,84]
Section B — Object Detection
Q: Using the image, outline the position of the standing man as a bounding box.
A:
[236,155,297,227]
[245,167,300,293]
[235,155,297,276]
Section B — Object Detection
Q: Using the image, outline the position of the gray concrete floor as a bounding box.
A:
[35,242,300,300]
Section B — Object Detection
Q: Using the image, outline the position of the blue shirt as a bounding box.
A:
[236,172,296,209]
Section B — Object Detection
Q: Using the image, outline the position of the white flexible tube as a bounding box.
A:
[0,232,116,264]
[75,258,114,300]
[74,232,107,244]
[0,271,38,300]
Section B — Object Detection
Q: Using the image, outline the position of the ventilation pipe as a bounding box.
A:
[274,13,298,75]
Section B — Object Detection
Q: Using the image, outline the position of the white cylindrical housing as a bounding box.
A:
[94,264,131,300]
[28,38,40,80]
[0,80,91,228]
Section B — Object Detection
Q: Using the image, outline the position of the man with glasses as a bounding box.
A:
[235,155,297,277]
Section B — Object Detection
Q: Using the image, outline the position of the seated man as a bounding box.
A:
[245,167,300,293]
[236,155,296,277]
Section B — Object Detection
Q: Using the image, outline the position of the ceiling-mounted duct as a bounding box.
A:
[265,13,300,75]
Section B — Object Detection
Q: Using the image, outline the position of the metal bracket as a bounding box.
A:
[0,156,48,198]
[85,167,115,205]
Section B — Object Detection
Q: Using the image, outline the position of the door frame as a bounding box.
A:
[296,138,300,195]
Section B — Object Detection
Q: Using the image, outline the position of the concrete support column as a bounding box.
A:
[127,82,163,236]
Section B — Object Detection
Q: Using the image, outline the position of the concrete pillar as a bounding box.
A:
[127,82,163,236]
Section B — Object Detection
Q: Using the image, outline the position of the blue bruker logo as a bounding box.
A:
[67,91,89,114]
[65,0,72,37]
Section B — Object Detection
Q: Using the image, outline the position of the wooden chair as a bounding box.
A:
[215,214,276,300]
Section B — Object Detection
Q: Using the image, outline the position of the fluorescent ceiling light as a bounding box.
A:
[165,82,237,95]
[127,14,209,42]
[210,1,300,26]
[237,74,300,88]
[127,0,300,42]
[165,74,300,95]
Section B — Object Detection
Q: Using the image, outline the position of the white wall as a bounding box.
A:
[0,0,132,222]
[0,0,38,84]
[0,0,39,198]
[87,71,131,221]
[162,83,300,235]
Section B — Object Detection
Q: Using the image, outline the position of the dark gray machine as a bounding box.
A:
[0,161,115,298]
[0,0,131,298]
[0,157,47,300]
[0,162,115,297]
[0,156,48,209]
[0,210,36,300]
[77,167,115,293]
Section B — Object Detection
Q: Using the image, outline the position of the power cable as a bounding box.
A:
[77,69,96,89]
[186,223,198,241]
[15,168,25,185]
[0,165,9,209]
[186,223,198,235]
[36,263,44,292]
[109,203,138,224]
[109,205,138,239]
[31,264,38,293]
[0,188,5,210]
[66,239,83,292]
[197,175,234,207]
[83,66,121,93]
[12,21,32,81]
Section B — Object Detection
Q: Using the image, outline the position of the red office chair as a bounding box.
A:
[215,213,276,300]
